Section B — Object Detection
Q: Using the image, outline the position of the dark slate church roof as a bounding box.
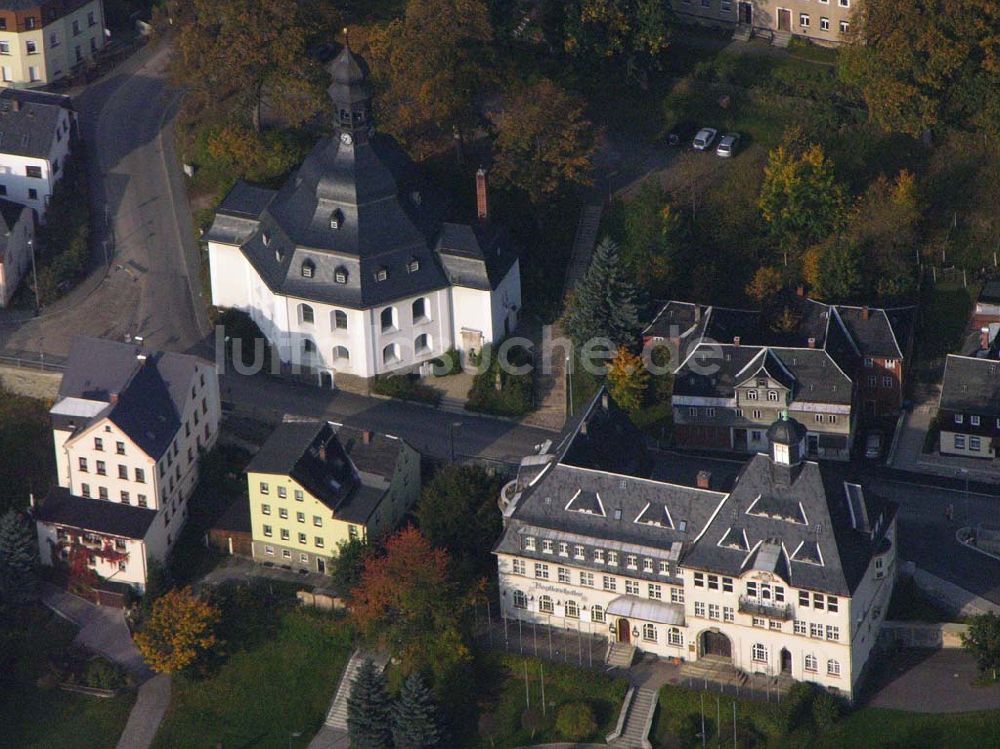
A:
[206,44,517,310]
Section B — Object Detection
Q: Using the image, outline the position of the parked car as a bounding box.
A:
[668,120,698,146]
[692,128,718,150]
[716,133,741,158]
[864,432,883,460]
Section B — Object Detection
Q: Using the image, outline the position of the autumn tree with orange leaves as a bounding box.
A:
[134,587,221,674]
[350,526,473,694]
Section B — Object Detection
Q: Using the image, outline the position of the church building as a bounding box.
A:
[206,42,521,385]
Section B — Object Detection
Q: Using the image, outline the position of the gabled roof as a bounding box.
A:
[436,222,518,291]
[54,337,205,459]
[835,305,915,360]
[36,487,158,540]
[642,300,709,341]
[939,354,1000,414]
[0,88,72,159]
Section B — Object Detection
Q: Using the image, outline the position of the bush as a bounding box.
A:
[555,702,597,741]
[83,659,127,691]
[465,344,534,417]
[521,707,545,738]
[811,691,842,730]
[371,374,442,405]
[432,347,463,376]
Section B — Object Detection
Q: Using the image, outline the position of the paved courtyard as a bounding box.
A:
[867,648,1000,713]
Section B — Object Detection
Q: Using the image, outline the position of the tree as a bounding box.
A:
[564,238,642,350]
[493,78,596,204]
[607,347,650,414]
[134,587,220,674]
[347,658,393,749]
[758,136,846,257]
[415,465,504,581]
[838,0,1000,139]
[555,702,598,741]
[744,267,784,307]
[0,510,36,604]
[962,612,1000,681]
[330,537,374,596]
[563,0,669,76]
[367,0,493,155]
[392,671,442,749]
[205,123,305,183]
[169,0,323,131]
[350,527,471,687]
[619,181,682,293]
[813,238,863,301]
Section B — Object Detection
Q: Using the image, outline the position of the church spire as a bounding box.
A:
[326,27,373,143]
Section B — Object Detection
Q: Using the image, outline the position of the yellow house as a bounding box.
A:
[246,419,420,574]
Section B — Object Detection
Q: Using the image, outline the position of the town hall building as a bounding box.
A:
[206,43,520,386]
[495,390,897,701]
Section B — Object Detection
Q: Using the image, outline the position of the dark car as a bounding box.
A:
[667,120,699,146]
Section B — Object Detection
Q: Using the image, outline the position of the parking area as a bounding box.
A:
[866,648,1000,713]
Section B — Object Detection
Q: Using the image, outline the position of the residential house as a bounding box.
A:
[0,88,75,220]
[670,0,855,47]
[937,354,1000,459]
[0,196,33,305]
[0,0,106,87]
[649,298,915,458]
[35,336,221,590]
[207,44,520,386]
[495,391,897,701]
[245,419,420,574]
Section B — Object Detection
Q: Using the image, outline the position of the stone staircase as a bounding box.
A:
[732,23,752,42]
[608,686,658,749]
[565,203,604,293]
[606,641,637,669]
[771,29,792,47]
[323,649,388,730]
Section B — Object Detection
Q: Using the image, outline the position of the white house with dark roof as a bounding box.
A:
[0,195,33,305]
[35,336,221,589]
[495,390,897,701]
[206,43,520,385]
[0,88,74,220]
[937,354,1000,459]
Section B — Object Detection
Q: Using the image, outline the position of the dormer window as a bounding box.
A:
[375,267,388,282]
[334,266,348,284]
[407,258,420,273]
[330,210,343,230]
[301,260,315,278]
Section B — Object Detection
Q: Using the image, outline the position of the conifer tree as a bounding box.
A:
[392,672,442,749]
[565,237,641,351]
[347,658,392,749]
[0,510,37,604]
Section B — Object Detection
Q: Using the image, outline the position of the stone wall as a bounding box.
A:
[0,364,61,401]
[880,621,968,649]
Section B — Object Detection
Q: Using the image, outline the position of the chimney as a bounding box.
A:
[362,429,372,445]
[580,420,588,436]
[733,336,741,347]
[601,392,609,411]
[807,337,816,349]
[110,392,119,404]
[11,98,20,113]
[796,284,805,297]
[318,438,327,462]
[981,327,990,351]
[476,167,489,222]
[862,306,870,321]
[696,470,711,490]
[694,305,702,322]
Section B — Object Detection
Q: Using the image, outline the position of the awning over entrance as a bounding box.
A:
[607,596,685,626]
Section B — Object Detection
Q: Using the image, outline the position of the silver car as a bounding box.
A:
[716,133,741,158]
[692,128,718,151]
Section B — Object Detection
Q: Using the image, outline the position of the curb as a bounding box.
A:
[955,527,1000,563]
[364,389,562,432]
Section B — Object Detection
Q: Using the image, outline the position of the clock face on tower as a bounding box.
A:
[340,131,353,146]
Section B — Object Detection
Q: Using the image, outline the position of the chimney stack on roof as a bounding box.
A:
[476,167,489,222]
[862,306,870,321]
[696,470,711,490]
[733,336,741,347]
[796,284,805,297]
[110,392,119,404]
[362,429,372,445]
[981,327,990,351]
[694,305,702,322]
[11,98,20,113]
[807,337,816,349]
[318,440,328,463]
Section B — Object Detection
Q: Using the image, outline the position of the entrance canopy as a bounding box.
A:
[607,596,685,626]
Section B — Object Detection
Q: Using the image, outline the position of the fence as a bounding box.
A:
[0,350,67,372]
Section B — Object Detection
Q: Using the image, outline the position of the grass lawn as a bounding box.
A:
[151,608,352,749]
[473,654,629,748]
[809,708,1000,749]
[0,389,54,514]
[915,280,977,373]
[0,605,135,749]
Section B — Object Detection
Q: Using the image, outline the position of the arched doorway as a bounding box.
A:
[617,618,631,644]
[780,648,792,674]
[700,630,732,659]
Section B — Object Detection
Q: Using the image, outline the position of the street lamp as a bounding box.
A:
[288,731,302,749]
[28,237,39,314]
[449,421,462,463]
[959,468,970,524]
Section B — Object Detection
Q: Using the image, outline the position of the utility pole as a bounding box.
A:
[29,237,39,314]
[524,660,530,709]
[539,663,545,716]
[701,693,707,749]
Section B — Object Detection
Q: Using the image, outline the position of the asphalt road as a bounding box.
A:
[0,41,207,358]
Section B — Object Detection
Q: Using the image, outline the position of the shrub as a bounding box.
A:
[465,344,534,417]
[521,707,546,738]
[555,702,597,741]
[811,691,842,730]
[371,374,442,405]
[83,658,127,690]
[431,347,463,376]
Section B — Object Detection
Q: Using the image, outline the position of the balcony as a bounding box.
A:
[738,596,794,621]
